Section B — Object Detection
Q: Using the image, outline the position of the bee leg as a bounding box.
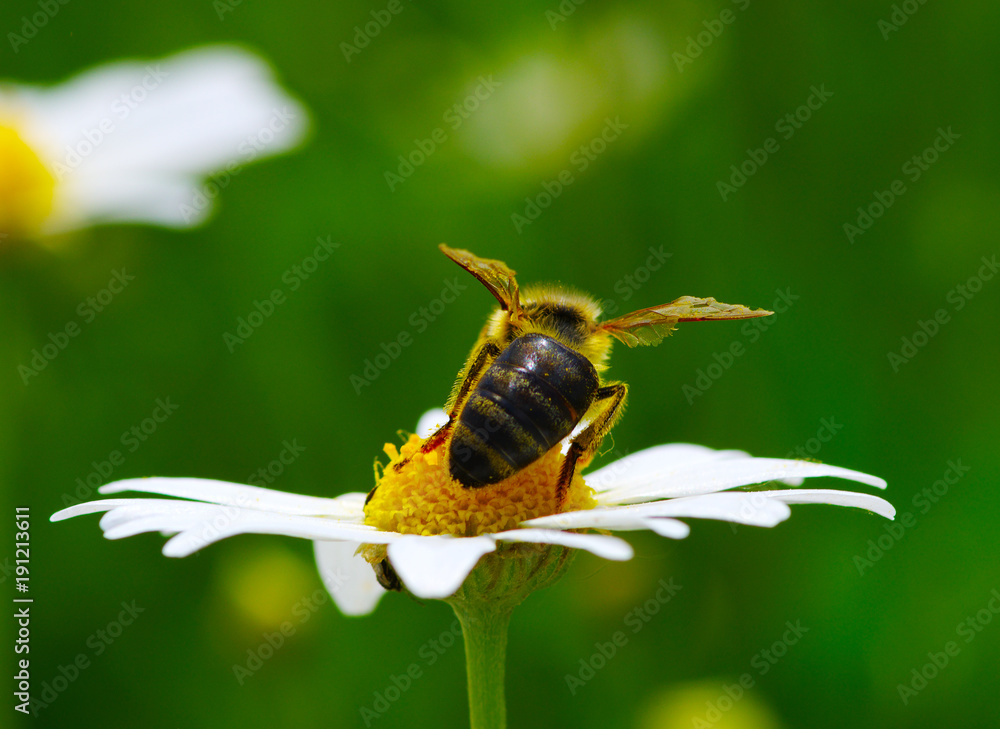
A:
[374,559,403,592]
[393,340,502,471]
[414,421,453,458]
[430,339,502,446]
[557,383,628,505]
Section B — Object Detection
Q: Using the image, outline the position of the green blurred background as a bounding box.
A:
[3,0,998,727]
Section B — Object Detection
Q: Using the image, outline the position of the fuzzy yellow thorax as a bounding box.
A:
[364,433,596,537]
[0,125,55,237]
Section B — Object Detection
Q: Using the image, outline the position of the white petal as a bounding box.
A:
[522,508,650,531]
[598,456,887,505]
[160,511,394,558]
[658,492,794,526]
[51,498,143,522]
[630,493,793,527]
[387,535,496,599]
[529,494,791,529]
[560,417,593,454]
[46,175,215,232]
[54,494,392,557]
[587,443,751,494]
[521,508,691,539]
[641,518,692,539]
[416,408,449,438]
[493,529,633,561]
[97,498,216,531]
[313,541,385,617]
[99,477,364,520]
[31,46,308,173]
[757,489,896,520]
[102,508,220,540]
[13,45,309,232]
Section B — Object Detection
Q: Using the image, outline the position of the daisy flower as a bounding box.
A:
[52,406,894,613]
[0,45,308,240]
[52,407,891,727]
[51,246,894,728]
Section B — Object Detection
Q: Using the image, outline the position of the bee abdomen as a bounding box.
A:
[450,333,599,488]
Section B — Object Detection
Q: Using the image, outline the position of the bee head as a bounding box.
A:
[439,245,616,368]
[481,285,614,370]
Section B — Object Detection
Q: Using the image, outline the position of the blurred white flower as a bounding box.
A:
[0,45,309,239]
[53,408,894,616]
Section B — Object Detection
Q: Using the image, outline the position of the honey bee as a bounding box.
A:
[390,245,773,502]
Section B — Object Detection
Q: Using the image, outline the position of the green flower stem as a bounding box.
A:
[453,601,512,729]
[443,545,574,729]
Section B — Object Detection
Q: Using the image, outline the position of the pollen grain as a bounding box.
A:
[364,433,596,537]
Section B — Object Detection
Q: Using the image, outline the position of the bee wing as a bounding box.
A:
[439,244,520,313]
[599,296,774,347]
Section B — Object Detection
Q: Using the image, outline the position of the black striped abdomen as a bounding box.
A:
[449,333,599,488]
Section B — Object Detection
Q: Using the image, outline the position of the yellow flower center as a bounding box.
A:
[364,433,596,537]
[0,125,56,238]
